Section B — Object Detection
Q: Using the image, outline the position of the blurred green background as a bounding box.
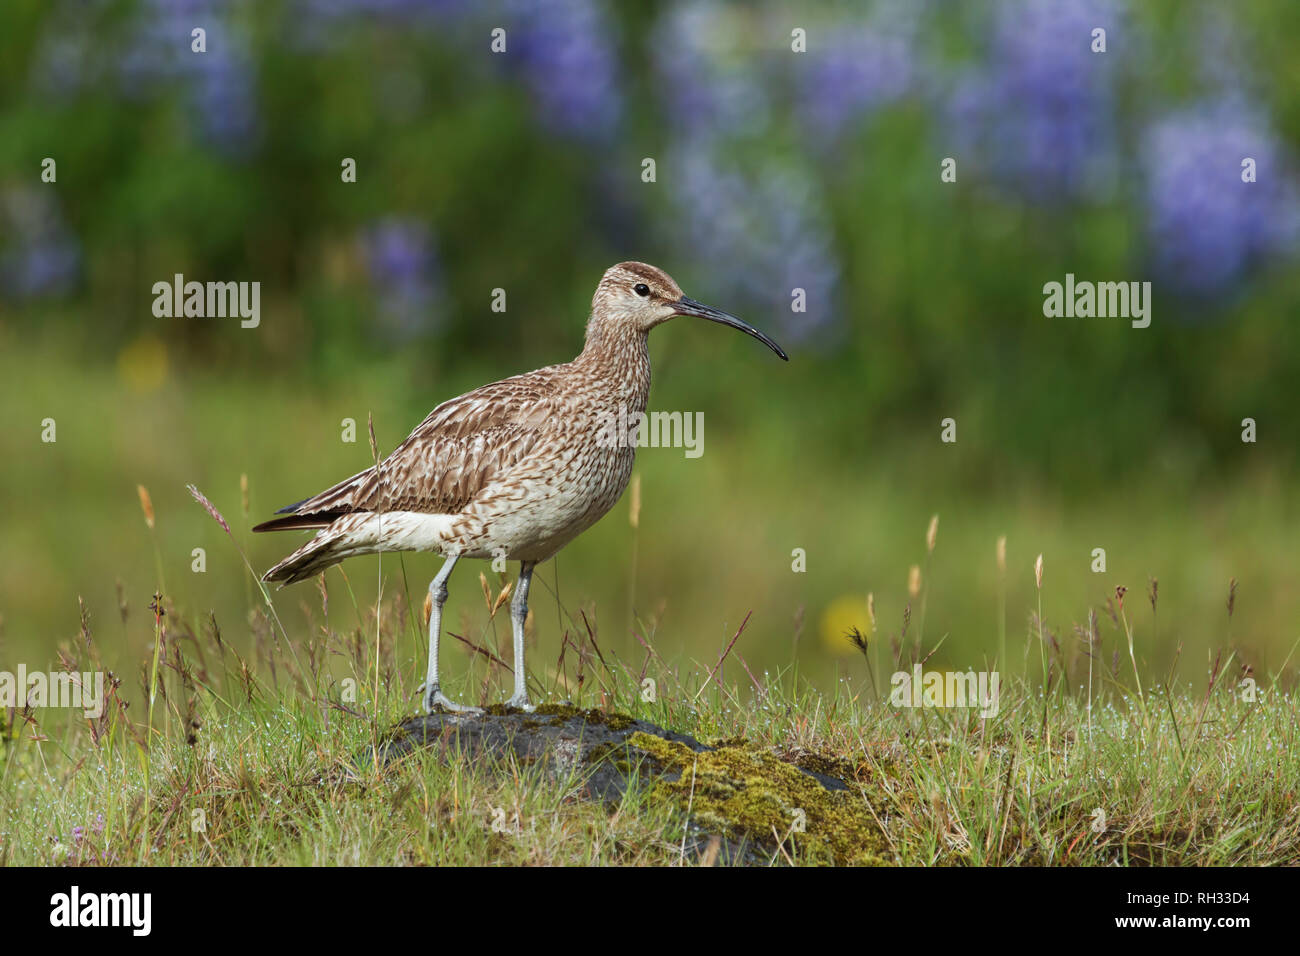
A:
[3,0,1300,693]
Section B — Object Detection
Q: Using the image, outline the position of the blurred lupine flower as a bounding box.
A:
[293,0,467,49]
[303,0,459,19]
[946,0,1123,202]
[652,0,771,138]
[0,189,81,301]
[360,218,443,341]
[504,0,622,141]
[29,29,97,99]
[293,0,619,140]
[118,1,195,91]
[798,0,923,139]
[1194,6,1259,99]
[187,22,260,150]
[1141,98,1300,298]
[652,1,839,343]
[117,0,260,155]
[667,146,838,344]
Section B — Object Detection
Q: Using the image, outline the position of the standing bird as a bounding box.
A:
[254,262,787,713]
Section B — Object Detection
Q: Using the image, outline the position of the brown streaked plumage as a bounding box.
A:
[255,261,787,713]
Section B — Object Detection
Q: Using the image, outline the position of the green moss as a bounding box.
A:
[533,703,635,732]
[781,749,874,784]
[629,732,892,866]
[582,741,638,776]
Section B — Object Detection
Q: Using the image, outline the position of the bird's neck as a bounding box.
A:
[576,319,651,413]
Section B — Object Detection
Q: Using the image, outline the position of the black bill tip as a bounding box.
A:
[674,296,789,361]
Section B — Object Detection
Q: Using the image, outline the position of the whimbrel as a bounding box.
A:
[254,262,787,713]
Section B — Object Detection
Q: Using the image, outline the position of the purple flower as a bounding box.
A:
[300,0,464,20]
[360,218,443,340]
[1141,98,1300,297]
[667,146,838,345]
[117,0,260,155]
[652,1,770,138]
[184,22,259,151]
[1194,6,1260,99]
[651,2,841,344]
[290,0,620,141]
[0,189,81,302]
[798,1,922,138]
[120,0,225,91]
[292,0,468,49]
[505,0,622,141]
[30,32,96,99]
[945,0,1122,202]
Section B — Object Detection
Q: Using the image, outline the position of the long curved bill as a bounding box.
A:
[673,296,789,361]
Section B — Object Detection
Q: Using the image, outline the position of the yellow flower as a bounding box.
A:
[117,336,168,394]
[820,594,872,656]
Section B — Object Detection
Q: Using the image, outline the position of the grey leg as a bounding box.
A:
[505,561,536,712]
[421,555,479,714]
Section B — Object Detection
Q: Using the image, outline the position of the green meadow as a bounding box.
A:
[4,328,1299,693]
[3,0,1300,866]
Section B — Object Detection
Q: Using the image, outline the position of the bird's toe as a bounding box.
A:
[425,687,482,716]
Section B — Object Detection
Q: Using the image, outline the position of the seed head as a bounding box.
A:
[996,535,1006,574]
[492,582,513,616]
[846,626,870,655]
[926,514,938,553]
[1034,553,1043,590]
[908,564,921,598]
[137,484,155,530]
[186,484,231,536]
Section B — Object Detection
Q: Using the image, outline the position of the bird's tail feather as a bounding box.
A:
[262,513,385,585]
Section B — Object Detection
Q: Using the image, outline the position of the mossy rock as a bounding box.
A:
[367,704,705,803]
[629,733,892,865]
[362,705,889,865]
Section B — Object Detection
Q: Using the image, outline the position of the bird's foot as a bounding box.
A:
[422,684,483,716]
[505,692,535,713]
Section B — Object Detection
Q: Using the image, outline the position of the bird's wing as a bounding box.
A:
[255,367,563,529]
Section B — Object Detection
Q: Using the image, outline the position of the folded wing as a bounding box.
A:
[253,367,562,533]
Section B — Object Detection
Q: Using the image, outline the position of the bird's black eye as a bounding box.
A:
[633,283,650,297]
